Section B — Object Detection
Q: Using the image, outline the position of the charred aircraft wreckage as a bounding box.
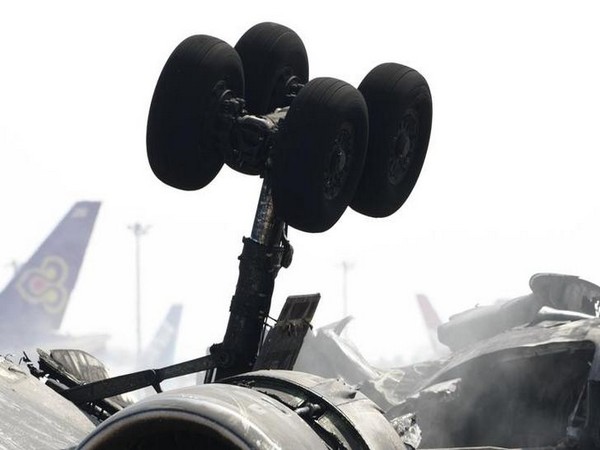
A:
[297,273,600,450]
[1,22,432,450]
[6,21,598,450]
[387,273,600,450]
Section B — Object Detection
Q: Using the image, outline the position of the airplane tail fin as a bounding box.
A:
[416,294,449,355]
[0,201,101,332]
[416,294,443,331]
[138,304,183,369]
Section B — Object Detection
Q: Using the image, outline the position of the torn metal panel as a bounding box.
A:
[359,360,447,411]
[425,319,600,388]
[438,274,600,351]
[294,317,381,386]
[391,413,422,449]
[388,338,597,448]
[254,293,320,370]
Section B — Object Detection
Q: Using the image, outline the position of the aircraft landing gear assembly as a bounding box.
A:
[147,22,432,381]
[72,22,432,450]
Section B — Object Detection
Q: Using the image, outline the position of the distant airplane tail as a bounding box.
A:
[137,304,183,369]
[416,294,448,356]
[0,201,101,332]
[416,294,443,331]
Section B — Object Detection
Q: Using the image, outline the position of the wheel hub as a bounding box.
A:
[324,124,354,200]
[389,110,419,185]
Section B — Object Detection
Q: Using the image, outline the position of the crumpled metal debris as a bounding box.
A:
[390,412,422,449]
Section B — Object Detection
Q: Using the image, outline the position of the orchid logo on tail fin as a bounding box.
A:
[16,256,69,314]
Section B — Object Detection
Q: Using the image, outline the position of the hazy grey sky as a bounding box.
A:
[1,1,599,365]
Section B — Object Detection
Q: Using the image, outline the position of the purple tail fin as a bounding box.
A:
[0,201,100,332]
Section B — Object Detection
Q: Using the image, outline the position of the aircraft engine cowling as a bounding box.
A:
[77,383,328,450]
[77,370,405,450]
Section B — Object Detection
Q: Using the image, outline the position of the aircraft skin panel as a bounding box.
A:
[0,201,100,333]
[0,358,93,449]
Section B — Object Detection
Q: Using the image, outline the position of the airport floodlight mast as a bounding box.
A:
[340,260,355,317]
[57,22,431,408]
[128,222,150,357]
[5,260,20,275]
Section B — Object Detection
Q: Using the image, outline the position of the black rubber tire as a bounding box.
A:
[271,78,368,233]
[147,35,244,190]
[350,63,432,217]
[235,22,308,115]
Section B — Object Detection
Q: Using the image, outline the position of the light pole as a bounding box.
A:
[6,260,19,275]
[129,223,150,357]
[340,260,354,317]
